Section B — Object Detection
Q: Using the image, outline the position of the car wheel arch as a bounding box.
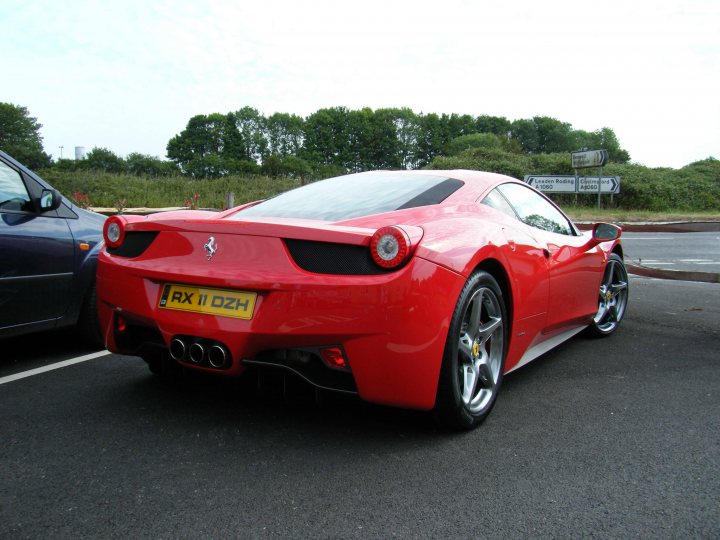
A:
[471,257,513,340]
[433,267,509,429]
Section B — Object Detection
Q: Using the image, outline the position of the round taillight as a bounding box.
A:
[370,226,410,269]
[103,216,126,249]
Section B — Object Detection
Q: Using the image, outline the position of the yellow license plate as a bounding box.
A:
[158,283,257,320]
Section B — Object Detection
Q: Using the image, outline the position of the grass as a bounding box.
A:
[565,207,720,223]
[40,168,720,222]
[41,170,301,210]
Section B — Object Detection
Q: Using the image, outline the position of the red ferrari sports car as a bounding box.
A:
[97,170,628,429]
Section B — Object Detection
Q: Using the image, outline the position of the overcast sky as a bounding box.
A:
[1,0,718,168]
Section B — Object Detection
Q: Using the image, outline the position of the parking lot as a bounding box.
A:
[1,276,718,538]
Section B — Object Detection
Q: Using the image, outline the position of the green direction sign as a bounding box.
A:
[524,175,620,194]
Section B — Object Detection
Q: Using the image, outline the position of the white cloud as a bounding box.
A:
[1,0,717,166]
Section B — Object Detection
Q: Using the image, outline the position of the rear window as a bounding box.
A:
[232,172,463,222]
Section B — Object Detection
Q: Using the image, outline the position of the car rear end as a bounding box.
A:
[97,214,465,409]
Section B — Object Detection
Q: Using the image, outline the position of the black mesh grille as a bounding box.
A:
[108,231,159,258]
[284,239,392,275]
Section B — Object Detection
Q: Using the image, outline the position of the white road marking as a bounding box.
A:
[637,259,720,266]
[622,237,675,240]
[0,350,110,386]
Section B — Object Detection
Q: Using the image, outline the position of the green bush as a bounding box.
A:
[426,147,531,179]
[261,154,312,179]
[602,159,720,211]
[39,169,300,209]
[37,156,719,212]
[444,133,501,156]
[426,150,719,211]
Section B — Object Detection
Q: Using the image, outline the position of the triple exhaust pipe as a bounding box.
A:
[169,337,231,369]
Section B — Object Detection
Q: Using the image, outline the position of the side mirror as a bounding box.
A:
[593,222,621,242]
[39,188,62,211]
[584,222,621,250]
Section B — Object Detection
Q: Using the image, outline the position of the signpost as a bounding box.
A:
[578,176,620,194]
[570,149,609,209]
[526,149,616,207]
[524,175,620,194]
[571,149,608,169]
[524,175,576,192]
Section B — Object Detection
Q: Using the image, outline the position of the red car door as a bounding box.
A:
[495,182,602,334]
[533,228,604,331]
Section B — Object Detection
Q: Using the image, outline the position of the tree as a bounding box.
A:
[232,106,267,163]
[445,113,477,140]
[342,108,400,172]
[265,112,304,156]
[476,115,511,136]
[573,127,630,163]
[532,116,574,153]
[0,103,51,168]
[367,108,402,170]
[344,108,372,172]
[380,107,420,169]
[303,107,351,168]
[510,118,540,153]
[166,106,633,177]
[53,158,83,172]
[261,154,311,179]
[84,147,126,173]
[125,153,178,177]
[167,113,245,177]
[416,113,445,167]
[593,127,631,163]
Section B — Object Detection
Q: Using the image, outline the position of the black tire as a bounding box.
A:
[77,281,103,348]
[434,271,508,430]
[585,253,629,338]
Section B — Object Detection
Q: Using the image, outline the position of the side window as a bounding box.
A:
[0,161,33,212]
[481,188,518,219]
[497,183,574,236]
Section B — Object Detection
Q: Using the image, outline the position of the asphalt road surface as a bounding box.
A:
[1,277,718,538]
[622,231,720,272]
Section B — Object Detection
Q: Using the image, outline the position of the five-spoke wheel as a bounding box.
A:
[588,252,629,336]
[435,271,507,430]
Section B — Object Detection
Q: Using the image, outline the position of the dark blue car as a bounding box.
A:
[0,149,106,344]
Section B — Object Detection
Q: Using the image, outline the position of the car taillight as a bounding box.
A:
[370,226,411,269]
[319,347,350,371]
[103,216,127,249]
[115,314,127,333]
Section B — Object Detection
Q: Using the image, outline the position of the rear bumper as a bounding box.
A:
[97,252,464,409]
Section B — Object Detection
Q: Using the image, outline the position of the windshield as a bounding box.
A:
[232,172,463,221]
